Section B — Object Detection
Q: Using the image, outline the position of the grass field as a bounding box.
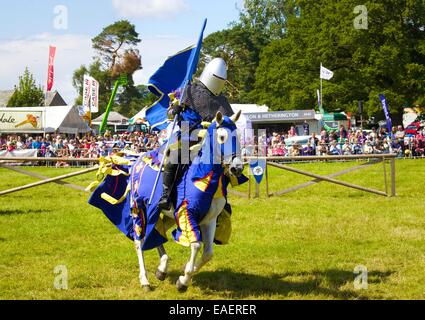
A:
[0,159,424,300]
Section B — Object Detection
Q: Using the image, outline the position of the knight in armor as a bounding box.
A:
[158,58,234,210]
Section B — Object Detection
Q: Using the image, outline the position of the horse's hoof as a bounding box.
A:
[155,269,167,282]
[176,279,188,293]
[142,285,152,292]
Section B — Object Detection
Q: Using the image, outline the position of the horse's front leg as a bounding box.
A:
[194,222,216,273]
[155,213,175,281]
[155,245,169,281]
[176,241,201,292]
[132,208,151,291]
[194,198,224,273]
[134,239,151,291]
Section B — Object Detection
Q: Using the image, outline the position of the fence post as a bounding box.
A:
[383,158,388,196]
[248,173,251,199]
[390,158,396,197]
[255,180,260,198]
[265,160,270,198]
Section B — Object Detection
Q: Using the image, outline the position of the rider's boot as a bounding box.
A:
[158,163,177,211]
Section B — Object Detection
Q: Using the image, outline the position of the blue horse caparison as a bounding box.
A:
[88,111,246,291]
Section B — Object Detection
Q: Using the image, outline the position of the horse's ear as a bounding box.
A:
[230,110,242,123]
[215,111,223,126]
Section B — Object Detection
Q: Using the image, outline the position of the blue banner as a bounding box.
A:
[142,19,207,131]
[249,159,266,185]
[379,94,393,134]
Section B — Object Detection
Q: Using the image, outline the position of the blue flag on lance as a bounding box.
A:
[249,159,267,184]
[379,94,393,134]
[140,19,207,131]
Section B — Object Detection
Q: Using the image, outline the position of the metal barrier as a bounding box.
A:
[0,154,398,198]
[231,154,398,199]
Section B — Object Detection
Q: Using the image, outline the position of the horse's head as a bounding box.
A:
[204,110,244,177]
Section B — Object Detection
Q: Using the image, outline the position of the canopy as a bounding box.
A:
[322,112,348,121]
[231,105,253,145]
[0,106,91,134]
[231,104,269,113]
[93,111,128,124]
[128,109,147,125]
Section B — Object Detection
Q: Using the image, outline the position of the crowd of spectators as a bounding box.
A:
[242,124,425,158]
[1,123,425,163]
[0,131,162,160]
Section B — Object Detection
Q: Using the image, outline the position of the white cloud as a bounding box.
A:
[0,33,93,105]
[0,33,195,109]
[112,0,189,19]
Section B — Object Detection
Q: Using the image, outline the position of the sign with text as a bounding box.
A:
[246,110,316,123]
[0,110,43,132]
[82,75,99,114]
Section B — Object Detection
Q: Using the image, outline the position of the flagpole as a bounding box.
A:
[148,18,207,206]
[320,63,323,111]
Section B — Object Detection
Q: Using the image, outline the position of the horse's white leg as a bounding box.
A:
[155,211,175,281]
[155,245,169,281]
[176,241,201,292]
[134,239,151,291]
[194,222,216,273]
[194,198,225,273]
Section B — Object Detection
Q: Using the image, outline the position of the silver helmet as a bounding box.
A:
[199,58,227,96]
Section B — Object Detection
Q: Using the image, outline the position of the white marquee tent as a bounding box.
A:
[0,106,91,134]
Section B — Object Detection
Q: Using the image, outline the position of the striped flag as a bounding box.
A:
[46,46,56,91]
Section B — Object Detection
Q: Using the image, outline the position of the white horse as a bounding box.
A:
[142,196,228,292]
[89,111,244,292]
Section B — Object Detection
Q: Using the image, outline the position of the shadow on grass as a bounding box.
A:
[0,209,52,216]
[170,268,394,299]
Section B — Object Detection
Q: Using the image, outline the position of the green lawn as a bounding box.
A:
[0,159,424,300]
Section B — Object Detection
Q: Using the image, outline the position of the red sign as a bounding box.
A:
[47,46,56,92]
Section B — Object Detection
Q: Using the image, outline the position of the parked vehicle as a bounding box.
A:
[285,135,312,148]
[126,123,149,134]
[404,122,421,136]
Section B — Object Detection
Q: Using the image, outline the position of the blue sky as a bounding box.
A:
[0,0,242,39]
[0,0,243,104]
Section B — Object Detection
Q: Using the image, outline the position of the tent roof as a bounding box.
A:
[231,104,269,113]
[45,91,67,106]
[129,109,147,125]
[0,90,15,107]
[45,106,91,133]
[322,112,348,121]
[0,90,67,107]
[93,111,129,124]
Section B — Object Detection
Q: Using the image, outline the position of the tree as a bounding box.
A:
[238,0,297,39]
[92,20,142,72]
[201,25,268,102]
[117,84,157,118]
[72,20,142,117]
[200,0,297,103]
[253,0,425,121]
[7,67,44,107]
